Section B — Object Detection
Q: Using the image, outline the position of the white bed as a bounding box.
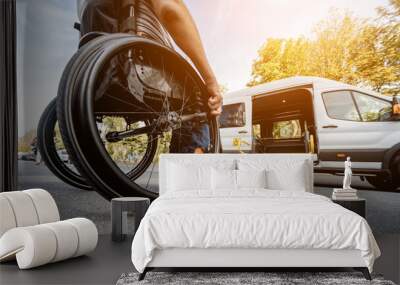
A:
[131,154,380,280]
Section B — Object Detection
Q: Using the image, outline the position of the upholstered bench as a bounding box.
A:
[0,189,98,269]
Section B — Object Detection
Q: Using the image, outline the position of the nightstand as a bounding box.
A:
[332,198,366,218]
[111,197,150,242]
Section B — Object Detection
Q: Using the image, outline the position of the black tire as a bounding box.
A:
[366,154,400,191]
[58,34,158,195]
[57,34,133,200]
[37,98,92,190]
[390,153,400,189]
[57,34,220,200]
[366,175,397,191]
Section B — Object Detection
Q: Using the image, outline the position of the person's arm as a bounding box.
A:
[151,0,222,116]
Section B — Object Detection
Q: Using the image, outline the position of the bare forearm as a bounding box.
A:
[151,0,222,116]
[151,0,216,83]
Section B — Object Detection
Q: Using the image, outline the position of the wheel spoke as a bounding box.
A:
[103,92,160,114]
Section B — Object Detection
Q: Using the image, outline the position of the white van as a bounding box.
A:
[219,76,400,191]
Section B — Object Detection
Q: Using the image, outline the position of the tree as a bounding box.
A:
[248,6,400,96]
[350,23,398,93]
[18,129,36,152]
[310,12,361,85]
[374,0,400,94]
[248,38,314,86]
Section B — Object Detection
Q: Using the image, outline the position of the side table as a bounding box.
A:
[111,197,150,242]
[332,198,366,218]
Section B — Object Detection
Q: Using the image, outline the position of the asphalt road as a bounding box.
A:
[17,161,400,234]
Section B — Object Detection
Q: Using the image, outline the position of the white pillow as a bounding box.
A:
[211,168,237,190]
[266,161,307,191]
[236,169,267,189]
[167,162,212,191]
[238,159,309,192]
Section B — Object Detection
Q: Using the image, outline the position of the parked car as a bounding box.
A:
[18,152,35,161]
[220,76,400,191]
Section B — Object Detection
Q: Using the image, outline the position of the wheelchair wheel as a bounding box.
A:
[57,34,220,200]
[37,98,92,190]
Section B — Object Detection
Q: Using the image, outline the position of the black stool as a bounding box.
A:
[111,197,150,242]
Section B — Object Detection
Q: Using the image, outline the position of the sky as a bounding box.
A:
[16,0,388,136]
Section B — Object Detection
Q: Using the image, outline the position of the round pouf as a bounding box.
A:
[111,197,150,242]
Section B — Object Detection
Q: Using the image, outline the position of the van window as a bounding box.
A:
[272,120,302,139]
[322,91,361,121]
[353,92,392,122]
[219,103,246,128]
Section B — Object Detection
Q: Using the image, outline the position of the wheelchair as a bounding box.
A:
[37,0,220,200]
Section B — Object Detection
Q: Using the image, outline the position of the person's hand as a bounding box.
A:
[205,78,222,116]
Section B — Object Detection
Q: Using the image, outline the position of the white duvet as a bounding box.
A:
[131,190,380,273]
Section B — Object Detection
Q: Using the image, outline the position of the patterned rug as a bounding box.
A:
[116,272,396,285]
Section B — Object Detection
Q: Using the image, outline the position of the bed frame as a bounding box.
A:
[138,248,371,280]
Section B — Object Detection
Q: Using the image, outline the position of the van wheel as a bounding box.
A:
[366,176,397,191]
[391,154,400,189]
[37,98,92,190]
[366,154,400,191]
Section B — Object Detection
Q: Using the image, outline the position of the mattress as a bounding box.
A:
[131,190,380,273]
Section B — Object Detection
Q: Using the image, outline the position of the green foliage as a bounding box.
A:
[375,0,400,94]
[157,131,172,156]
[248,4,400,96]
[53,123,65,150]
[249,37,314,85]
[18,129,36,152]
[101,117,152,163]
